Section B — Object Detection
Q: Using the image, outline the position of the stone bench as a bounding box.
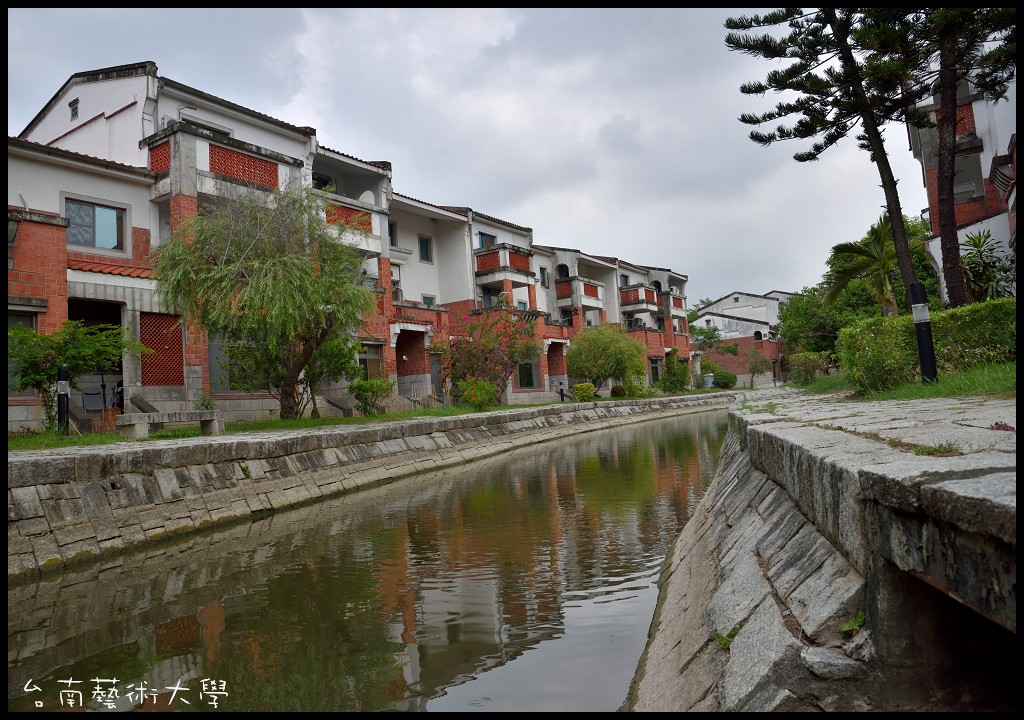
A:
[115,410,224,440]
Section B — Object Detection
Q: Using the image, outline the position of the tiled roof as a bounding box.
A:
[68,259,154,279]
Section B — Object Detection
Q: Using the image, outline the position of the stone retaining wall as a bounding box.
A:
[627,396,1015,712]
[8,394,733,581]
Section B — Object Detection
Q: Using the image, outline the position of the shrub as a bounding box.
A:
[712,370,737,389]
[610,384,626,397]
[836,298,1016,393]
[661,348,689,393]
[573,382,596,402]
[456,377,498,411]
[789,351,830,386]
[348,378,395,416]
[623,380,648,397]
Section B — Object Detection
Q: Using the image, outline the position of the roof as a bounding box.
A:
[8,136,154,178]
[67,259,154,279]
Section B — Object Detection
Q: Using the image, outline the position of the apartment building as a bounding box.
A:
[907,77,1016,301]
[8,61,690,430]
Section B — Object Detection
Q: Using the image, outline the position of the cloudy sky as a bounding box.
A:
[8,8,929,305]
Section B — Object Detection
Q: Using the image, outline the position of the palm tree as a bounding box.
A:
[822,215,924,317]
[960,230,1016,303]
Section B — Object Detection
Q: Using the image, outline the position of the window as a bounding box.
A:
[705,319,712,327]
[69,98,79,121]
[517,301,528,311]
[754,331,763,341]
[388,222,398,247]
[358,344,383,380]
[482,288,501,308]
[312,172,333,191]
[516,361,541,389]
[733,296,740,303]
[620,273,630,287]
[419,235,433,263]
[66,198,125,251]
[479,232,496,248]
[422,295,436,308]
[8,312,36,396]
[539,266,549,288]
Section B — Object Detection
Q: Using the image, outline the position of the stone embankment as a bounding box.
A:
[627,388,1016,712]
[8,394,733,581]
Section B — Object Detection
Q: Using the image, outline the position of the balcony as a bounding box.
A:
[474,243,534,290]
[325,201,383,258]
[620,284,660,314]
[555,276,605,312]
[659,291,687,318]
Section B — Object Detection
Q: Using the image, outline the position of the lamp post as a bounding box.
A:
[910,283,937,383]
[57,365,70,436]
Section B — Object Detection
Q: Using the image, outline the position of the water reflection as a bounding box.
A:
[8,410,728,712]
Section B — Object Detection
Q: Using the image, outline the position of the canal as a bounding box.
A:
[8,410,729,712]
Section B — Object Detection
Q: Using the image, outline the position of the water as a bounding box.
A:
[8,410,728,712]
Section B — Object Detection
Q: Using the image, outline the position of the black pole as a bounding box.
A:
[910,283,937,383]
[57,365,70,436]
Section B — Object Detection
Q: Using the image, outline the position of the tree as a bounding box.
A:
[8,320,149,430]
[744,347,774,388]
[960,230,1016,303]
[153,185,375,420]
[778,284,876,356]
[687,297,716,325]
[823,214,928,317]
[724,9,924,308]
[565,324,646,390]
[859,8,1016,307]
[437,299,540,403]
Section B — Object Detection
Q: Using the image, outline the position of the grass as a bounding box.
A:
[801,361,1016,402]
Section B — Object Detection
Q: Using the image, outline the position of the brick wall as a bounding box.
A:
[208,145,278,189]
[8,214,68,333]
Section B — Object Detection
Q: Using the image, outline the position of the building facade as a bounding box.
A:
[907,77,1016,301]
[9,62,691,431]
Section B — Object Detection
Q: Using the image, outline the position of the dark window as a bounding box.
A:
[419,236,433,263]
[66,199,125,251]
[479,232,496,248]
[516,361,541,389]
[359,345,383,380]
[388,222,398,247]
[620,273,629,287]
[539,266,549,288]
[422,295,436,308]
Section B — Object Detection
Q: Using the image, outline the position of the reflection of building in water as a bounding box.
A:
[7,414,727,711]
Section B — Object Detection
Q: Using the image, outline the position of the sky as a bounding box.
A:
[7,8,930,306]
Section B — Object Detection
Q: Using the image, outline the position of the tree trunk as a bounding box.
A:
[824,9,920,309]
[935,38,969,307]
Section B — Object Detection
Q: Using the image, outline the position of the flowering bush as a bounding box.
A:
[436,299,540,401]
[456,377,498,411]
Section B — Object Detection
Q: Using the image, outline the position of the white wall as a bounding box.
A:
[24,75,153,167]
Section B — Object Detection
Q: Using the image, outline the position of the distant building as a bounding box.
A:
[690,291,796,386]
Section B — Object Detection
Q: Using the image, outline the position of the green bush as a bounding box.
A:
[456,377,498,411]
[610,384,626,397]
[789,351,829,386]
[573,382,596,402]
[623,380,648,397]
[662,348,690,393]
[712,370,737,389]
[836,297,1016,393]
[348,378,395,415]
